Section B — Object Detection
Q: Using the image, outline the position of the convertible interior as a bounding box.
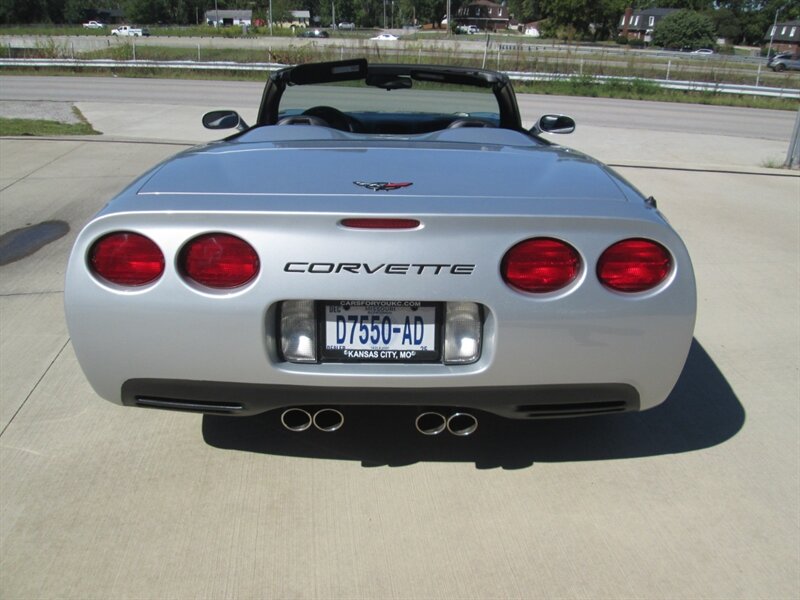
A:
[259,59,516,135]
[202,59,575,137]
[275,107,498,135]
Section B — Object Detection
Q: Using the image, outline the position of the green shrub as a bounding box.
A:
[653,10,716,50]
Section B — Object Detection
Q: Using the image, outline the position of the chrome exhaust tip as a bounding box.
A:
[447,412,478,436]
[313,408,344,432]
[280,408,313,432]
[415,411,447,435]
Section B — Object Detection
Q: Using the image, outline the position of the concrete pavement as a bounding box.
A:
[0,99,798,598]
[75,97,798,172]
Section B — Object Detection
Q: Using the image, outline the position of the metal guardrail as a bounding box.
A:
[1,57,798,99]
[0,57,286,72]
[503,70,800,99]
[497,42,768,65]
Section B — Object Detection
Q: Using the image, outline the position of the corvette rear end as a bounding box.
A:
[65,129,695,425]
[65,61,696,433]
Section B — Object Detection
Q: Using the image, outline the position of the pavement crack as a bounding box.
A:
[0,337,70,439]
[0,290,64,297]
[608,163,800,178]
[2,135,193,148]
[0,140,85,188]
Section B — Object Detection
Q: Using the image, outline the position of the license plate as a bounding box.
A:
[321,301,440,362]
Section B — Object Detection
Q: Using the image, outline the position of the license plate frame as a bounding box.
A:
[320,300,441,363]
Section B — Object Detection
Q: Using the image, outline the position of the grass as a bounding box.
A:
[0,108,100,136]
[0,118,99,136]
[0,24,108,36]
[760,156,788,169]
[514,77,799,110]
[60,43,800,89]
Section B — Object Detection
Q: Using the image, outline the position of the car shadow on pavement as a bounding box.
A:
[202,339,745,469]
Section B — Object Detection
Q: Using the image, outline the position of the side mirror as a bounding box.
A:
[531,114,575,135]
[202,110,248,131]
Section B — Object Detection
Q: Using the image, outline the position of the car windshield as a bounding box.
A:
[280,81,500,121]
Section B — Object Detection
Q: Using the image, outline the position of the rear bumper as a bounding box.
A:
[67,209,696,414]
[123,379,640,419]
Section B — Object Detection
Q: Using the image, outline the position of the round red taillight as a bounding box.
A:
[89,232,164,286]
[180,233,259,289]
[501,238,581,293]
[597,238,672,292]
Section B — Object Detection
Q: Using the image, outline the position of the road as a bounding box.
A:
[0,74,795,141]
[0,78,798,599]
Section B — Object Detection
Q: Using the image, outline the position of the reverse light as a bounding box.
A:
[501,238,581,293]
[443,302,482,364]
[597,238,672,292]
[89,232,164,286]
[180,233,259,289]
[280,300,317,363]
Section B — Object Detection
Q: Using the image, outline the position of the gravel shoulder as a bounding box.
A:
[0,100,81,122]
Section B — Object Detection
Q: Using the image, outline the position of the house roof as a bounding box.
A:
[632,8,678,18]
[619,7,678,32]
[765,20,800,42]
[291,10,311,19]
[457,0,508,19]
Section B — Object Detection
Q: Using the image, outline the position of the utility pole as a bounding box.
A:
[446,0,451,34]
[383,0,387,29]
[786,106,800,169]
[269,0,273,35]
[766,5,784,60]
[214,0,219,27]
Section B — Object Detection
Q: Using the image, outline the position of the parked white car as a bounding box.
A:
[371,33,398,41]
[83,21,105,29]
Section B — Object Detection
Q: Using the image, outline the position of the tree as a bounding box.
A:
[540,0,627,40]
[653,9,716,49]
[706,7,741,42]
[507,0,543,24]
[717,0,800,45]
[0,0,56,23]
[63,0,94,23]
[124,0,172,24]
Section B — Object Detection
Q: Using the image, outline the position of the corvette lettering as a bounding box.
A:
[284,262,475,275]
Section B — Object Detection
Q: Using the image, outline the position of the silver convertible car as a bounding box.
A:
[65,59,696,436]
